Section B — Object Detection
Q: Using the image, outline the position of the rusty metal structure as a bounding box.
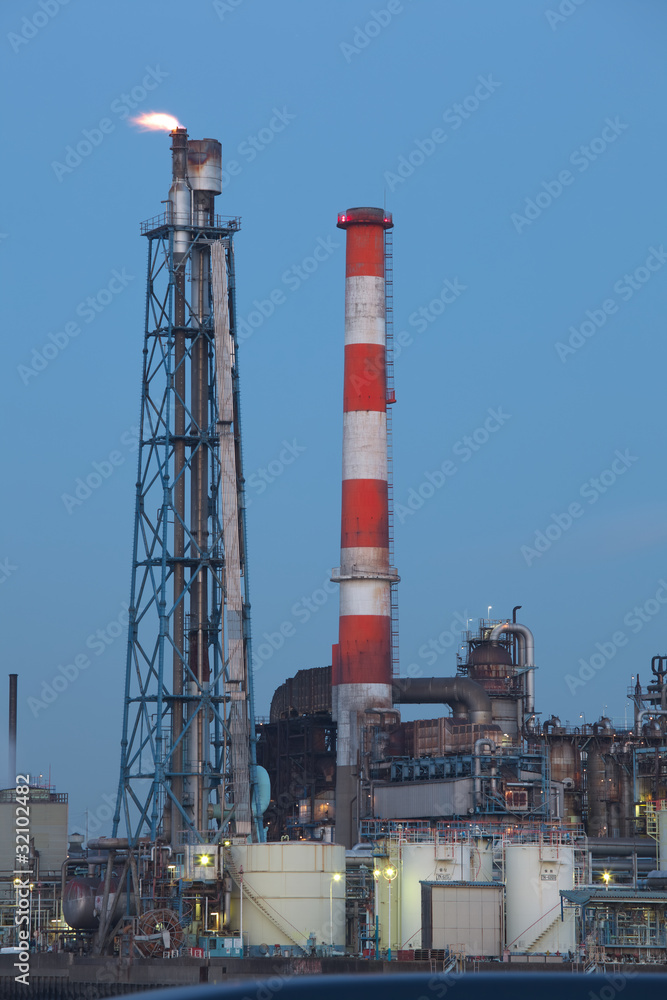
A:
[113,127,262,848]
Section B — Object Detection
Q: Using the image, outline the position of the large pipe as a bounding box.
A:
[332,206,396,849]
[636,708,667,736]
[8,673,17,784]
[169,127,190,839]
[392,676,492,725]
[587,837,656,857]
[488,621,535,714]
[474,738,497,807]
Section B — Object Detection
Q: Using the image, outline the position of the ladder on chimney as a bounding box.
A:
[385,227,399,682]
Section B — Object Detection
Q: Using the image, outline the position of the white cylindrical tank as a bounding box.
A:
[657,803,667,869]
[228,842,346,952]
[400,841,471,949]
[505,843,575,954]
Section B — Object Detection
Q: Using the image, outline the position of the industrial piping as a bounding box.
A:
[8,673,17,785]
[392,676,492,725]
[332,206,396,849]
[488,621,536,715]
[474,737,497,806]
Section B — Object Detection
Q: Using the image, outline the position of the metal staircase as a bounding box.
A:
[223,849,306,952]
[385,227,399,681]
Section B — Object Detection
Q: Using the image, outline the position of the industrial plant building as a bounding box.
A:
[4,122,667,974]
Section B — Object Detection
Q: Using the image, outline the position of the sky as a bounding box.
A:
[1,0,666,836]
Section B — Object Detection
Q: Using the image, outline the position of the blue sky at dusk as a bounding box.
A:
[1,0,666,833]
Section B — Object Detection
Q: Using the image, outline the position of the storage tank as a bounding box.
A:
[549,736,582,826]
[400,841,471,948]
[63,875,134,930]
[228,842,345,952]
[63,877,98,930]
[504,843,575,953]
[467,642,518,739]
[657,802,667,869]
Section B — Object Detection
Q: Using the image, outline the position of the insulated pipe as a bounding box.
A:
[392,676,492,725]
[332,206,395,849]
[474,738,497,806]
[587,838,656,857]
[8,674,17,784]
[169,127,190,839]
[168,127,191,255]
[636,708,667,736]
[488,621,535,714]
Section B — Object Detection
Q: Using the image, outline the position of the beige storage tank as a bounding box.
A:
[504,843,575,954]
[400,841,471,949]
[227,842,345,952]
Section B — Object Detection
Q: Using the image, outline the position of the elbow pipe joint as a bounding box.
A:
[393,676,492,725]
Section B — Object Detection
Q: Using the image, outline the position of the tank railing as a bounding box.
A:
[360,819,586,846]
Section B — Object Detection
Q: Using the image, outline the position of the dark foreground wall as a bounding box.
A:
[2,956,667,1000]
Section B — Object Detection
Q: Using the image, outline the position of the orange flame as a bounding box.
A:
[132,112,182,132]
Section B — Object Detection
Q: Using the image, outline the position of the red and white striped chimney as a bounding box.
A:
[332,206,397,847]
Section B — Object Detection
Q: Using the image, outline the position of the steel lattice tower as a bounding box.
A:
[113,129,262,846]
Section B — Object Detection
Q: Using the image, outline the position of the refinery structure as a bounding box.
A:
[4,123,667,975]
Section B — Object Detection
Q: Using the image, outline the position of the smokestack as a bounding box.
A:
[332,206,397,848]
[9,674,17,785]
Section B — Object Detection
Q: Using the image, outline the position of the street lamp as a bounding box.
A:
[382,865,398,960]
[602,871,611,890]
[329,873,342,950]
[372,868,381,958]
